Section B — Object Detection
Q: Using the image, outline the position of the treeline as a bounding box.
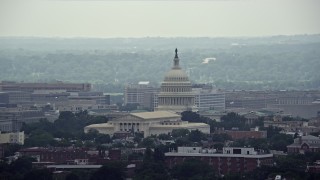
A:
[21,111,110,147]
[3,147,320,180]
[1,36,320,91]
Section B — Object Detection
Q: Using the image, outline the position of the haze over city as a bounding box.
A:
[1,0,320,38]
[1,1,320,180]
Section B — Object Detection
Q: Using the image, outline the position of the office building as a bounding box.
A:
[165,146,273,175]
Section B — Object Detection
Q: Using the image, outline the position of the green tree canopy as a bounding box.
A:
[90,162,126,180]
[171,158,216,180]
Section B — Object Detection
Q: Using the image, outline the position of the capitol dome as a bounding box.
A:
[155,49,196,113]
[164,69,189,82]
[163,48,190,82]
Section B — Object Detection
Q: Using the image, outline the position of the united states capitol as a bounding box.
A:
[84,49,211,137]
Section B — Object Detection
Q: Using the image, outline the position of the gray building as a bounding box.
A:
[124,82,158,110]
[0,108,46,132]
[193,87,225,112]
[0,91,32,105]
[70,91,110,105]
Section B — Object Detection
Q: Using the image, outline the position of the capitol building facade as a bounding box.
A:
[84,49,210,137]
[156,49,196,112]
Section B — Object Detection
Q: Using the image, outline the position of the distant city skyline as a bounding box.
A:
[0,0,320,38]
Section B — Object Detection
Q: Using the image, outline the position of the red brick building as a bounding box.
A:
[165,147,273,175]
[225,130,267,140]
[287,135,320,154]
[18,147,89,164]
[306,160,320,173]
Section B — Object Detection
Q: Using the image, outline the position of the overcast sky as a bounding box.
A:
[0,0,319,38]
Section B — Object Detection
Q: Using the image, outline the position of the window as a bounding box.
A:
[233,149,241,154]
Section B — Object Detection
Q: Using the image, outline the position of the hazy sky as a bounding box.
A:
[0,0,319,38]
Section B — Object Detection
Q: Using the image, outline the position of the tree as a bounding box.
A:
[65,173,80,180]
[54,111,78,132]
[24,130,55,147]
[139,137,156,148]
[181,111,200,122]
[153,146,166,162]
[134,148,170,180]
[213,143,224,150]
[90,162,126,180]
[172,129,190,138]
[171,158,216,180]
[269,134,293,152]
[188,130,206,142]
[158,133,171,140]
[87,116,109,125]
[3,144,22,157]
[175,137,192,147]
[211,133,232,142]
[59,111,76,120]
[23,169,52,180]
[181,111,210,123]
[143,148,154,163]
[248,138,269,151]
[85,129,99,140]
[95,134,111,144]
[264,126,282,138]
[220,112,249,130]
[10,156,34,175]
[207,120,223,133]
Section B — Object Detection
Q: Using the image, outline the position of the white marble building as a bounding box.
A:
[155,49,196,113]
[84,50,210,137]
[84,111,210,137]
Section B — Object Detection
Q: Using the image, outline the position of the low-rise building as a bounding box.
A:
[165,146,273,175]
[18,147,89,164]
[0,91,32,105]
[0,131,24,145]
[287,135,320,154]
[84,111,210,138]
[0,81,91,92]
[124,82,158,110]
[69,92,110,105]
[225,129,267,140]
[0,107,46,132]
[306,160,320,173]
[193,87,225,112]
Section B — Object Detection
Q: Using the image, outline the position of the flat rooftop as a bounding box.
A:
[165,152,273,158]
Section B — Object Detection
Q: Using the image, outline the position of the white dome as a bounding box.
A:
[155,49,196,113]
[164,69,189,82]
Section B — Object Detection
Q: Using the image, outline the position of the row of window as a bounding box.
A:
[161,122,180,125]
[161,87,191,92]
[119,123,139,126]
[120,129,139,132]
